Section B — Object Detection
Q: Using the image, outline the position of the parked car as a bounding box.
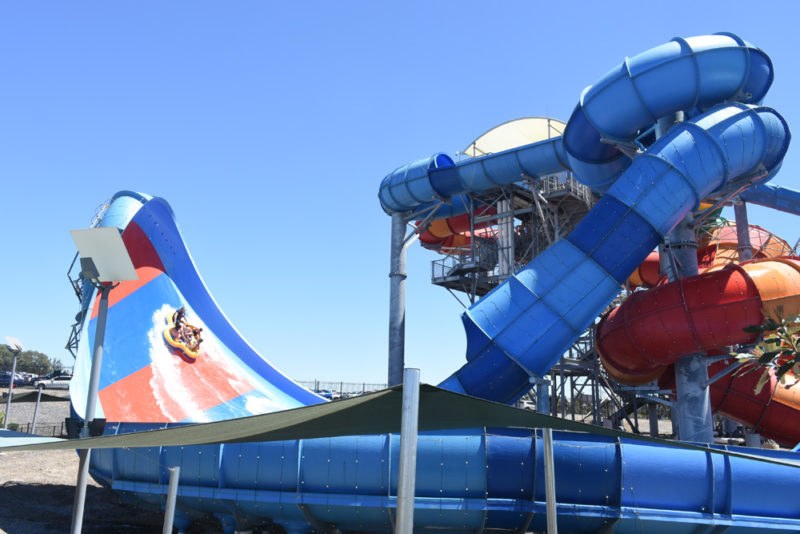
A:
[0,373,25,388]
[33,375,72,390]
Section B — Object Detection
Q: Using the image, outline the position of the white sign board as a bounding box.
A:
[69,227,138,282]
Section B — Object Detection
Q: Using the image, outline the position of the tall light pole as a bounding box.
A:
[3,337,24,430]
[68,227,137,534]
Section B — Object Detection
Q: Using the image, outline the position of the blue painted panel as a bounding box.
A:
[563,104,615,163]
[516,138,568,176]
[513,240,587,295]
[454,344,531,401]
[728,454,800,517]
[567,196,660,283]
[551,439,617,505]
[607,156,697,236]
[113,423,166,483]
[540,258,618,331]
[620,442,711,511]
[741,49,773,102]
[416,433,486,497]
[517,319,586,376]
[741,183,800,215]
[429,166,464,198]
[491,298,575,357]
[694,46,748,106]
[466,276,539,340]
[583,64,654,140]
[378,154,454,213]
[486,432,535,499]
[100,194,148,231]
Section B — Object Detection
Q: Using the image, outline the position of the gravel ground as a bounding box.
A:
[0,389,219,533]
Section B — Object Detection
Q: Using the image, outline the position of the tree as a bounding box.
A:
[733,308,800,394]
[0,345,61,375]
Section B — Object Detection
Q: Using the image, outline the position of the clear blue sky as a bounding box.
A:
[1,2,799,385]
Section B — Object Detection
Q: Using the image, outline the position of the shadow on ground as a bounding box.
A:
[0,482,219,533]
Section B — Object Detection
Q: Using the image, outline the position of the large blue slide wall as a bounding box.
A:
[76,34,800,533]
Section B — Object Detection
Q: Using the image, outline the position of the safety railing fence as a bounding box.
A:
[296,380,387,399]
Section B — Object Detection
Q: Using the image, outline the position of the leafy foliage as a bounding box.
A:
[733,308,800,395]
[0,345,62,376]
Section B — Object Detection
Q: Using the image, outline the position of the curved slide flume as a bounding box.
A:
[74,34,800,532]
[380,34,789,405]
[72,192,323,423]
[597,256,800,445]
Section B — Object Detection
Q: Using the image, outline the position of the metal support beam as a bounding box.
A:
[671,218,714,444]
[655,112,714,445]
[71,283,112,534]
[532,376,550,414]
[395,368,420,534]
[388,213,409,387]
[31,385,44,434]
[163,466,181,534]
[648,403,659,437]
[543,428,558,534]
[734,202,753,261]
[497,197,514,276]
[3,347,19,429]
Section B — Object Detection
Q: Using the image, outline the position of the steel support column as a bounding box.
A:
[396,368,420,534]
[388,212,408,387]
[670,217,714,443]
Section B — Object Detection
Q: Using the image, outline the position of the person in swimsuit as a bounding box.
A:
[171,306,188,340]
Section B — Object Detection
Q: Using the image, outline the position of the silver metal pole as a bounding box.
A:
[395,368,420,534]
[648,403,659,437]
[655,112,714,444]
[31,384,44,434]
[388,213,408,387]
[543,427,558,534]
[70,449,92,534]
[669,217,714,443]
[71,283,112,534]
[84,284,110,431]
[3,349,19,429]
[534,376,550,414]
[734,202,753,261]
[163,466,181,534]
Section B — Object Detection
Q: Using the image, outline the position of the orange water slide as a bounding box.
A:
[626,222,794,288]
[418,205,496,252]
[597,257,800,445]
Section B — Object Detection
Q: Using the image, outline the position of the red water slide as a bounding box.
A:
[418,205,496,252]
[597,257,800,445]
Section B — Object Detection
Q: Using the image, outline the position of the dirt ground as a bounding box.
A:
[0,390,220,533]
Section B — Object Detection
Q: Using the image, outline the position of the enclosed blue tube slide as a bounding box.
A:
[73,34,800,533]
[441,103,789,403]
[741,183,800,216]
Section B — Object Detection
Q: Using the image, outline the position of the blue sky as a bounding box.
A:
[1,2,799,385]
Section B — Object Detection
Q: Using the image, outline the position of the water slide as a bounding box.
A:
[597,255,800,446]
[72,35,800,532]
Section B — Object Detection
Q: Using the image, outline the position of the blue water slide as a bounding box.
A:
[73,34,800,533]
[741,183,800,216]
[442,103,789,403]
[93,426,800,533]
[379,138,568,214]
[387,33,790,404]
